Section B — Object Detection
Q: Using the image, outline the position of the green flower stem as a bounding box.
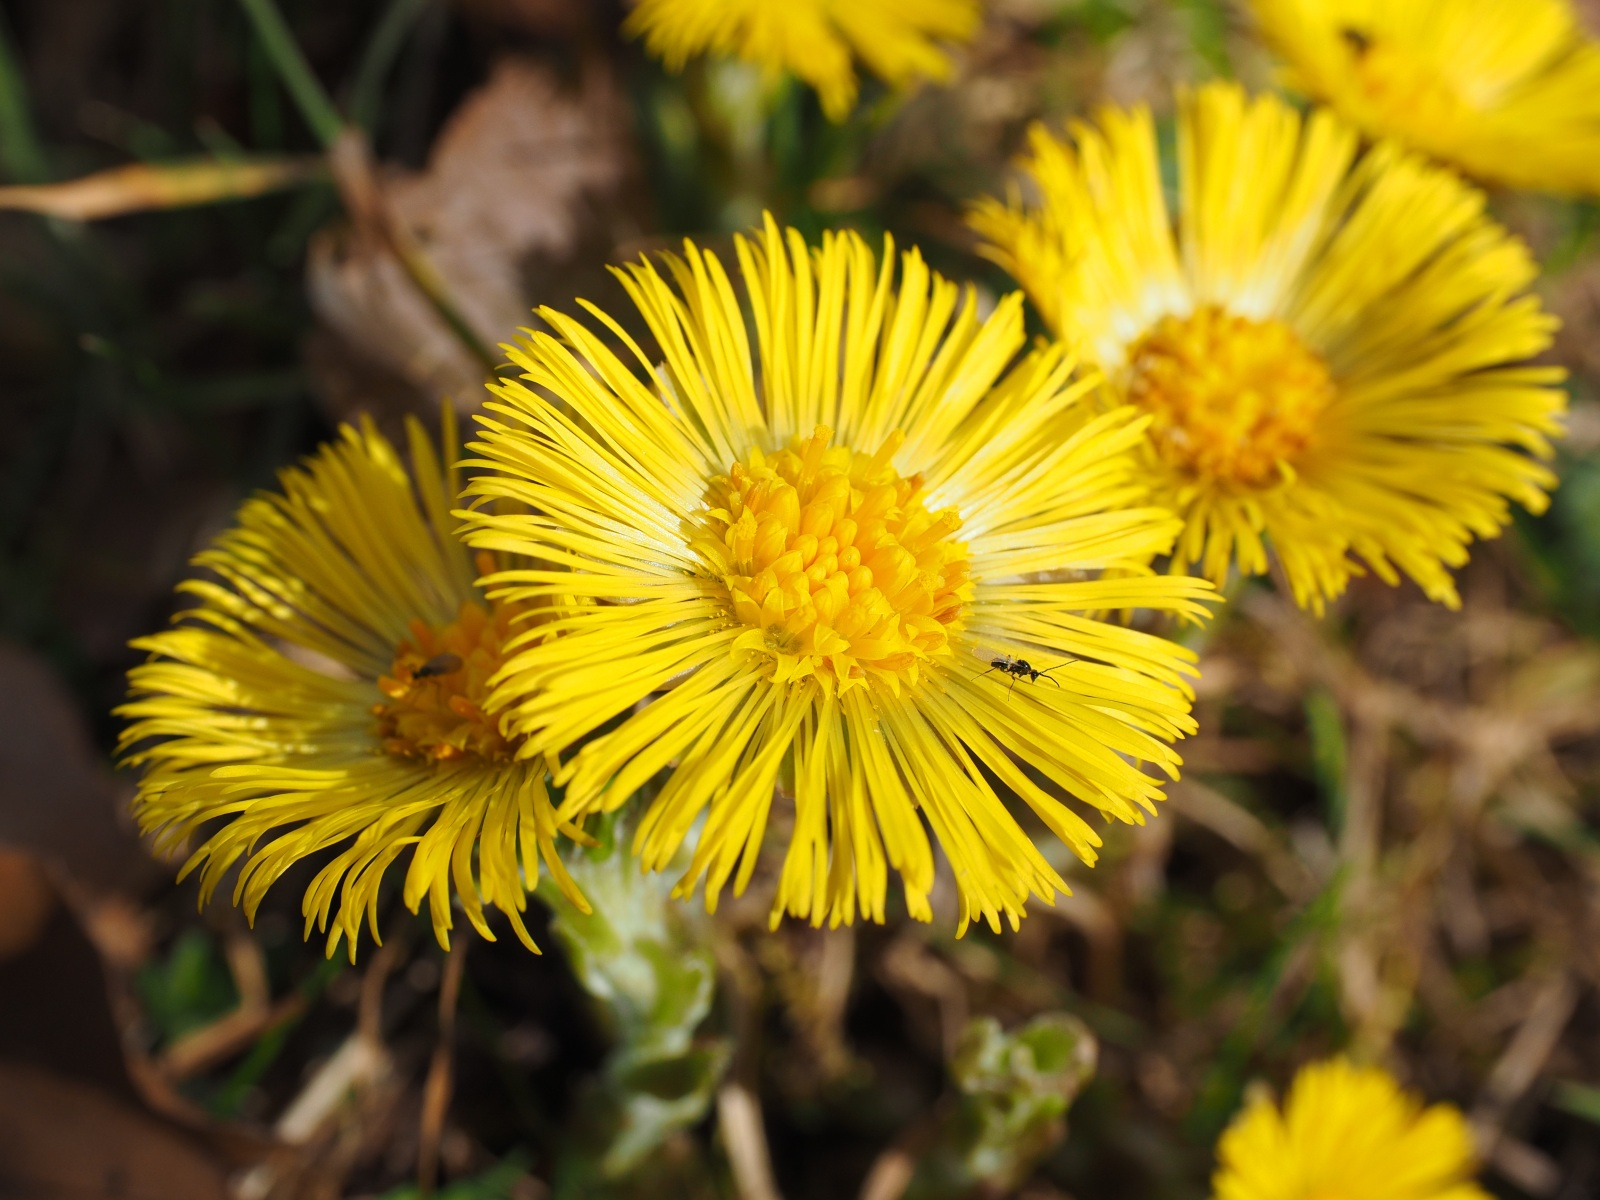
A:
[539,819,731,1193]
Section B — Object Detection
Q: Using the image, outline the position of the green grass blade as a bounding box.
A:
[348,0,433,133]
[235,0,345,148]
[0,9,48,182]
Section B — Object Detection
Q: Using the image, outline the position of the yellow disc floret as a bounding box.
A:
[1125,306,1335,488]
[703,425,969,690]
[375,563,527,764]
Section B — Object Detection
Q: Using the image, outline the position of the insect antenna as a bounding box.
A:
[1039,658,1074,687]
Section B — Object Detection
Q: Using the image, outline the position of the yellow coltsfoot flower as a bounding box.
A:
[1213,1058,1490,1200]
[624,0,981,121]
[462,215,1214,935]
[971,82,1567,613]
[1249,0,1600,196]
[119,414,590,959]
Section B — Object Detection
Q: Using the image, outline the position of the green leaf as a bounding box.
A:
[1554,1080,1600,1126]
[135,929,238,1044]
[910,1013,1097,1198]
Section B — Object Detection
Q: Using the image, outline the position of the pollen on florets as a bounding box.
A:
[698,424,972,692]
[1124,305,1336,488]
[374,555,527,764]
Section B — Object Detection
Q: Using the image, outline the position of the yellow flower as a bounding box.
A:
[624,0,981,121]
[1212,1058,1490,1200]
[970,82,1566,613]
[118,414,590,959]
[461,215,1213,935]
[1248,0,1600,196]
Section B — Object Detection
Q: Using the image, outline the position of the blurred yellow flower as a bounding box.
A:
[119,415,590,959]
[971,82,1566,613]
[1249,0,1600,196]
[462,215,1213,935]
[624,0,981,121]
[1213,1058,1490,1200]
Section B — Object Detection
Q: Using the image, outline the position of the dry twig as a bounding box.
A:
[417,935,471,1199]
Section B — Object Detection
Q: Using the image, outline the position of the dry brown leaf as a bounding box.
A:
[307,58,631,408]
[0,156,321,220]
[0,641,154,892]
[0,847,54,962]
[0,1062,229,1199]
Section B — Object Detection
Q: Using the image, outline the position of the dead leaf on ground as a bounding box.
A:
[0,641,155,893]
[0,1062,229,1199]
[307,58,631,410]
[0,847,54,961]
[0,156,321,221]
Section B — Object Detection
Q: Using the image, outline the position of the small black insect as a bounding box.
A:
[414,652,463,680]
[979,653,1071,695]
[1340,26,1372,55]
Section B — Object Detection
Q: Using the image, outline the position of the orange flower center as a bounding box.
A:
[702,425,971,690]
[1124,305,1335,487]
[373,586,525,764]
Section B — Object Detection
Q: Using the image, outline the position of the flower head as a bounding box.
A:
[118,414,590,959]
[1249,0,1600,196]
[970,82,1566,613]
[1213,1058,1490,1200]
[462,215,1213,935]
[625,0,981,121]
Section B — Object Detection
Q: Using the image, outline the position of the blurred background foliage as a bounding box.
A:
[0,1,1597,1198]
